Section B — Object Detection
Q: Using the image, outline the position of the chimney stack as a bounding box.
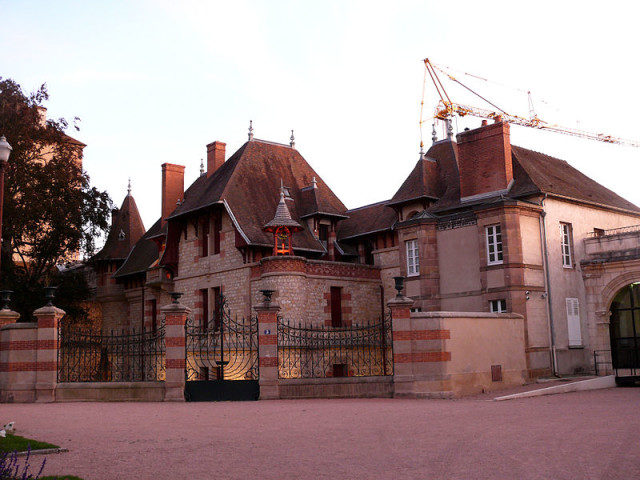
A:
[456,121,513,201]
[161,163,185,225]
[206,141,226,177]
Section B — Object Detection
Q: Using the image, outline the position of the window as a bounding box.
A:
[212,286,222,330]
[213,215,221,255]
[490,299,507,313]
[318,224,329,249]
[406,239,420,276]
[201,218,209,257]
[566,298,582,347]
[560,223,573,268]
[486,225,503,265]
[150,299,157,332]
[200,289,209,329]
[330,286,342,327]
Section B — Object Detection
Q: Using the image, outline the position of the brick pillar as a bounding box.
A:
[389,296,414,397]
[0,308,20,329]
[255,301,280,400]
[390,297,452,398]
[161,300,190,402]
[33,305,65,403]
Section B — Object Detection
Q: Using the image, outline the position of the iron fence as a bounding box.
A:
[57,321,165,382]
[277,315,393,379]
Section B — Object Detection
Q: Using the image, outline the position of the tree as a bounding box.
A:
[0,78,112,320]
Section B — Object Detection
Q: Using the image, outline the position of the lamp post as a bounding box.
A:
[0,136,12,285]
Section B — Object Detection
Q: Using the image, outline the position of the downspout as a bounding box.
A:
[539,194,559,376]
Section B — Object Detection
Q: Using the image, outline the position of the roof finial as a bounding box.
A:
[200,158,205,176]
[280,178,285,197]
[432,122,437,144]
[248,120,254,141]
[312,176,317,189]
[127,178,131,196]
[446,118,453,139]
[419,141,425,160]
[290,129,295,148]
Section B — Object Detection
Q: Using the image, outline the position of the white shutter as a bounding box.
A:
[566,298,582,346]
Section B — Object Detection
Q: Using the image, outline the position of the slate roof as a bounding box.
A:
[337,200,397,240]
[93,194,146,262]
[389,155,442,206]
[264,192,304,231]
[168,140,347,251]
[114,219,162,278]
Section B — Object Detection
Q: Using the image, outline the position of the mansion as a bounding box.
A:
[91,119,640,379]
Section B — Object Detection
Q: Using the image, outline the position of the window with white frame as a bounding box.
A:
[560,223,573,268]
[406,239,420,276]
[486,224,503,265]
[565,297,582,346]
[489,299,507,313]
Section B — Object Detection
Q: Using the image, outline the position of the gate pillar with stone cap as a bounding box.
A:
[389,290,452,399]
[0,308,19,329]
[33,304,65,402]
[255,291,280,400]
[161,295,190,402]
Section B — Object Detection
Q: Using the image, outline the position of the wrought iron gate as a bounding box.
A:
[184,297,259,401]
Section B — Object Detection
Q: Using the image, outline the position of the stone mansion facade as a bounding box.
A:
[91,120,640,379]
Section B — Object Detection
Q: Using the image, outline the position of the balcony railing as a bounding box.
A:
[587,224,640,238]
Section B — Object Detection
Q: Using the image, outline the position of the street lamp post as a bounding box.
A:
[0,135,12,284]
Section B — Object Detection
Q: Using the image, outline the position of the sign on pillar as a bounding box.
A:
[255,289,280,400]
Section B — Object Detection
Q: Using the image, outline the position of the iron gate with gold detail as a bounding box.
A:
[184,297,259,401]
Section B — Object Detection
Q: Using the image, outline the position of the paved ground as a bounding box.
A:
[2,387,639,480]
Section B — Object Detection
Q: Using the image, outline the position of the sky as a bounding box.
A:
[2,0,640,234]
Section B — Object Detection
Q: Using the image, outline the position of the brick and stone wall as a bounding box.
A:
[250,256,382,325]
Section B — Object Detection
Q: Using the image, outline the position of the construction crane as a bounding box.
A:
[421,58,640,148]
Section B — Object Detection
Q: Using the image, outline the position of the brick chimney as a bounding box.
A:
[161,163,185,225]
[456,121,513,200]
[206,141,226,177]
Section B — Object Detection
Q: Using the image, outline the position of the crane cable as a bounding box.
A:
[419,62,429,152]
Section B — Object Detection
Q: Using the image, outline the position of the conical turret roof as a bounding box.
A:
[263,191,303,232]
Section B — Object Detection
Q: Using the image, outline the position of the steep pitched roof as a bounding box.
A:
[93,194,146,262]
[169,140,347,251]
[114,218,162,278]
[337,200,397,240]
[510,146,640,212]
[389,155,443,206]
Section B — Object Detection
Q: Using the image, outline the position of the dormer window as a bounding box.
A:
[118,229,126,241]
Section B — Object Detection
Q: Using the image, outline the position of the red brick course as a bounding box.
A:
[394,351,451,363]
[259,357,278,367]
[393,330,450,341]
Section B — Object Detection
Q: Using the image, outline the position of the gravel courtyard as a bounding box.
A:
[3,388,639,480]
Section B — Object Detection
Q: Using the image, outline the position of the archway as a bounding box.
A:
[609,283,640,376]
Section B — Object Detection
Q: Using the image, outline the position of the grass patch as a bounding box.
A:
[0,433,59,453]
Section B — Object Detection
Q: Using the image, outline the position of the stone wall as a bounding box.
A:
[250,256,382,325]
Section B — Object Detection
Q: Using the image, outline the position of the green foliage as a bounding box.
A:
[0,78,112,319]
[0,434,58,454]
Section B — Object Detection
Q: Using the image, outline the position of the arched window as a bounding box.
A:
[274,226,293,255]
[609,283,640,369]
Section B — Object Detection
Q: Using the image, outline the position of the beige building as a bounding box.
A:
[92,120,640,380]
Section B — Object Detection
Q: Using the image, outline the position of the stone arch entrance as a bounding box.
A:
[608,284,640,381]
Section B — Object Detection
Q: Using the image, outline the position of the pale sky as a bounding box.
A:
[2,0,640,233]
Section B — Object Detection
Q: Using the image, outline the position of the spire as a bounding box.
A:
[263,184,303,233]
[127,178,131,196]
[432,123,437,144]
[248,120,254,141]
[200,158,205,176]
[290,129,295,148]
[446,118,453,139]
